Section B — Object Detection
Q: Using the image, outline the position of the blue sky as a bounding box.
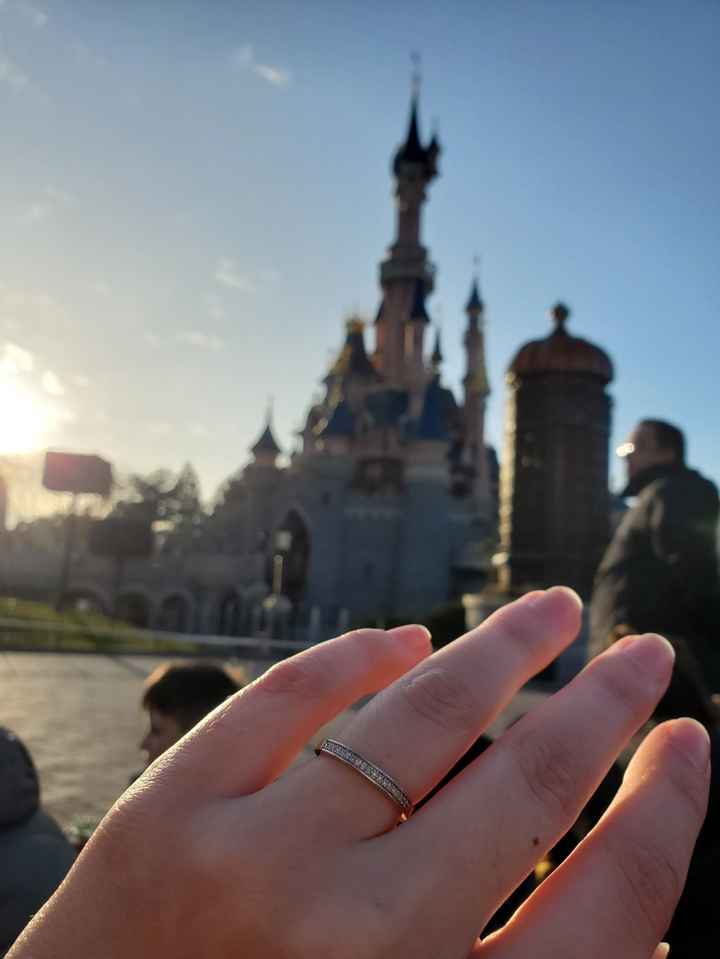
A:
[1,0,718,508]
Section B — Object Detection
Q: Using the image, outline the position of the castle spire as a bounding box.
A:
[466,256,484,320]
[431,328,443,370]
[376,74,441,385]
[462,265,490,502]
[250,400,282,466]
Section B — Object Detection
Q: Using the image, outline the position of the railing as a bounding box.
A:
[0,616,316,658]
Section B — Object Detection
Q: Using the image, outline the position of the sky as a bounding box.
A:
[1,0,718,514]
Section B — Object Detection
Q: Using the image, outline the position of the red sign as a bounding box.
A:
[43,451,113,497]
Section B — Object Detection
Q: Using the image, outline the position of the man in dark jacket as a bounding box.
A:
[0,728,76,956]
[590,419,720,720]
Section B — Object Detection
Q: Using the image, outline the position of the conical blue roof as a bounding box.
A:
[416,376,450,440]
[392,94,440,179]
[410,279,430,323]
[251,422,281,456]
[431,329,443,365]
[319,399,355,438]
[466,278,483,314]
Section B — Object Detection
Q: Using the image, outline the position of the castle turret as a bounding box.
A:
[431,327,443,372]
[250,406,282,468]
[462,273,490,501]
[374,87,440,388]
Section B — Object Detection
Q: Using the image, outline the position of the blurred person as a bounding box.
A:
[0,728,75,957]
[590,419,720,724]
[7,589,706,959]
[140,661,244,765]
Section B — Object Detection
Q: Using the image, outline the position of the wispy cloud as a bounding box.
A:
[231,44,291,89]
[205,292,226,323]
[0,290,56,309]
[0,342,34,374]
[254,63,291,88]
[53,405,76,425]
[215,257,255,292]
[16,1,48,28]
[41,370,64,396]
[0,53,28,90]
[22,202,49,223]
[20,187,73,225]
[72,374,91,389]
[177,330,224,351]
[45,185,74,205]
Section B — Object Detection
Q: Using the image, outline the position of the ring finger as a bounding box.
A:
[292,587,582,839]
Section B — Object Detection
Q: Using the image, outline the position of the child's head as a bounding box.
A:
[140,662,243,764]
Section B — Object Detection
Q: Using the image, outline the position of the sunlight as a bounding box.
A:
[0,378,48,453]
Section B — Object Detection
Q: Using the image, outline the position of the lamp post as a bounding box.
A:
[272,529,292,596]
[262,528,293,643]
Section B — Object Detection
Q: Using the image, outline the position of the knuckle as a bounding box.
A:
[592,652,656,714]
[493,603,537,659]
[255,655,330,699]
[511,732,579,821]
[400,667,479,735]
[611,834,685,936]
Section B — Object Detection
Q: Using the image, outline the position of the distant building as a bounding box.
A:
[1,91,496,635]
[496,302,613,598]
[225,91,497,625]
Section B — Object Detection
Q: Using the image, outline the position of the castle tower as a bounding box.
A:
[430,328,443,373]
[462,273,491,503]
[498,303,613,597]
[250,405,282,468]
[374,87,440,388]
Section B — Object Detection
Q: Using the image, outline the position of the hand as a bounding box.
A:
[9,588,709,959]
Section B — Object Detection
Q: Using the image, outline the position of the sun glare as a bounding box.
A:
[0,379,48,454]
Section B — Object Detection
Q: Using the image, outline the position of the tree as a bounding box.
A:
[125,464,201,526]
[89,463,204,612]
[89,505,154,617]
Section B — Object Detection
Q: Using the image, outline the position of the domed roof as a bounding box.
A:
[508,303,613,383]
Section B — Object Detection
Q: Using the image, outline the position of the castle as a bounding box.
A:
[230,90,496,628]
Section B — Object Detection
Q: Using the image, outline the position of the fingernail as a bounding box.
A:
[519,590,547,606]
[520,586,582,611]
[387,624,432,648]
[548,585,583,609]
[655,943,670,959]
[608,633,675,676]
[670,718,711,771]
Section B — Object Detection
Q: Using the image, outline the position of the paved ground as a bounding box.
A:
[1,651,546,832]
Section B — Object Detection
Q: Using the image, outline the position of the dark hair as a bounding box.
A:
[142,662,242,732]
[640,419,685,463]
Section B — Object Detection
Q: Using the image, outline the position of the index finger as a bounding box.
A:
[145,624,432,797]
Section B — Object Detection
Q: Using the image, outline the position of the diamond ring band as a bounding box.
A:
[315,738,413,821]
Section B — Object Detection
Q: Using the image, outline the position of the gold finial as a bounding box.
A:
[345,315,365,335]
[551,302,570,331]
[411,51,421,98]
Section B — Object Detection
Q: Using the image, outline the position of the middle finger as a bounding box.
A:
[295,587,582,839]
[391,631,676,953]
